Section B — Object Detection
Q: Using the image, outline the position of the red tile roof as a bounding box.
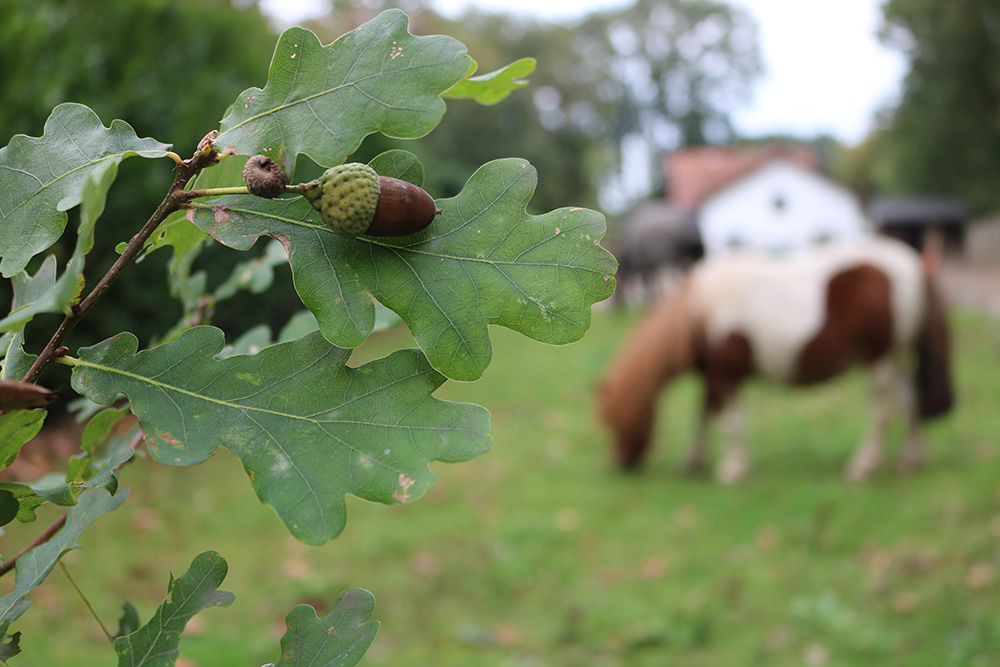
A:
[664,145,818,211]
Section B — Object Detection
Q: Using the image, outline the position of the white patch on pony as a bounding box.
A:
[689,237,926,382]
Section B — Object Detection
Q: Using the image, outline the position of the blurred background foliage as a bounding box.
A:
[835,0,1000,212]
[2,0,1000,349]
[0,0,278,357]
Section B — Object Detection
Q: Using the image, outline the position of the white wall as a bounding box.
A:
[698,160,871,256]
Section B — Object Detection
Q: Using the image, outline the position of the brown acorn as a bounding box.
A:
[0,379,56,411]
[243,155,287,198]
[300,163,439,238]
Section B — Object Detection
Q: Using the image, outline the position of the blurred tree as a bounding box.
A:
[304,0,761,215]
[568,0,761,148]
[874,0,1000,212]
[0,0,281,349]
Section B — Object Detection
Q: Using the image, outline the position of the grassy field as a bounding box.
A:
[3,307,1000,666]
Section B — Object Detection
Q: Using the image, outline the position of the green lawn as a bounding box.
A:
[4,308,1000,666]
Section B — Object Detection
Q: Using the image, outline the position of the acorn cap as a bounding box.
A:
[242,155,287,198]
[302,163,380,237]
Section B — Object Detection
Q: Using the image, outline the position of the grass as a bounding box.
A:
[3,308,1000,666]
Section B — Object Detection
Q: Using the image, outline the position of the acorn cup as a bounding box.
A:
[300,163,439,238]
[242,155,287,199]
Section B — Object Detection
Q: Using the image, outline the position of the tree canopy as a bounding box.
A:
[872,0,1000,212]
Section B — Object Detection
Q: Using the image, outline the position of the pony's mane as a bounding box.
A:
[600,279,697,432]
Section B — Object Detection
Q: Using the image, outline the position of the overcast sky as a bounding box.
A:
[259,0,907,146]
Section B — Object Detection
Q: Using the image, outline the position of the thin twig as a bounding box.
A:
[60,561,114,644]
[0,513,66,578]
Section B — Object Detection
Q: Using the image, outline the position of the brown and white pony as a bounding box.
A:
[599,236,953,482]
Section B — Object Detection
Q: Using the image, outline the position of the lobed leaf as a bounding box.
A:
[0,488,128,632]
[443,58,537,105]
[0,484,45,524]
[275,589,379,667]
[0,166,114,338]
[114,551,234,667]
[188,158,617,381]
[0,629,19,661]
[0,103,170,277]
[217,11,471,174]
[69,327,491,544]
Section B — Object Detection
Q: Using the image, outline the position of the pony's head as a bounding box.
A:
[599,377,655,469]
[599,281,696,470]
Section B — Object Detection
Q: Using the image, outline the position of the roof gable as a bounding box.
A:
[665,145,818,211]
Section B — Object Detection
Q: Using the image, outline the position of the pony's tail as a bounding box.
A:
[915,255,954,419]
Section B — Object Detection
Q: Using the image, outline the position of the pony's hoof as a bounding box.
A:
[715,458,748,484]
[845,461,877,482]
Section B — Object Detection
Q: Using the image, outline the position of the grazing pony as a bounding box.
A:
[599,236,953,482]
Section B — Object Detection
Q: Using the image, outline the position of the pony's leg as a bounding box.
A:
[846,359,896,481]
[683,409,712,475]
[896,368,927,471]
[715,399,749,484]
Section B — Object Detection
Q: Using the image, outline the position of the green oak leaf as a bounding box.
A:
[0,332,35,381]
[0,441,131,524]
[368,149,424,186]
[114,551,234,667]
[0,491,19,527]
[80,406,133,454]
[444,57,536,105]
[0,256,77,334]
[0,628,20,661]
[69,327,491,544]
[0,103,170,276]
[219,324,272,359]
[0,488,128,629]
[275,589,379,667]
[0,163,111,336]
[0,410,46,471]
[217,11,471,175]
[0,483,45,524]
[115,601,141,640]
[187,158,617,381]
[278,310,321,342]
[213,239,287,301]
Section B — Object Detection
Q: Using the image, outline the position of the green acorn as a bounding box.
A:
[300,163,439,238]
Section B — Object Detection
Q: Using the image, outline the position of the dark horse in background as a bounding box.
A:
[599,236,953,482]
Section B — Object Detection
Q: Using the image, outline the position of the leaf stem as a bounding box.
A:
[60,561,114,644]
[176,183,307,202]
[178,186,252,199]
[21,134,221,385]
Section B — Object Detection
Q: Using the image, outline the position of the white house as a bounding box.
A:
[697,158,871,257]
